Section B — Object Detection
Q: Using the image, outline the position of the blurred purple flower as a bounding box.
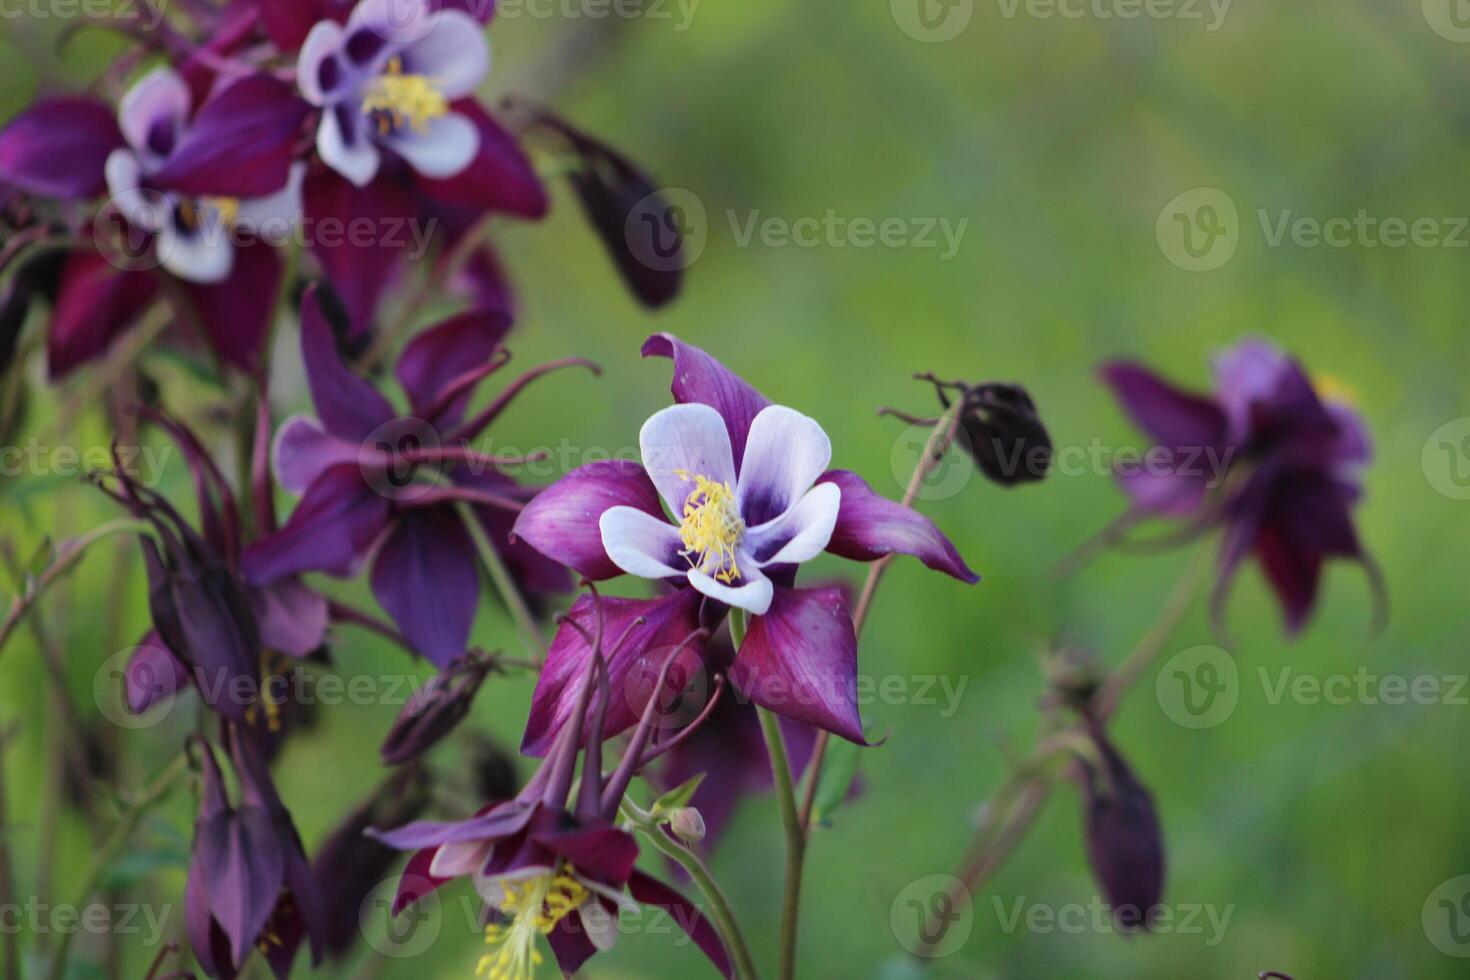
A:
[241,285,581,666]
[1099,338,1380,634]
[513,334,978,751]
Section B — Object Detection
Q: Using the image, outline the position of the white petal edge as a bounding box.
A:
[428,839,490,878]
[638,402,738,517]
[117,66,190,163]
[403,9,489,99]
[599,506,686,581]
[158,219,233,284]
[384,111,479,179]
[745,481,841,568]
[297,20,346,106]
[234,162,306,247]
[318,109,381,188]
[687,565,773,616]
[735,404,833,523]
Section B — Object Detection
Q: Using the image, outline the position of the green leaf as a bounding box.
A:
[650,772,706,815]
[809,737,863,827]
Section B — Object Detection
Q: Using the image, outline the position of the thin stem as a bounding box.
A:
[797,396,967,828]
[457,502,547,662]
[44,752,189,980]
[640,826,761,979]
[0,726,20,980]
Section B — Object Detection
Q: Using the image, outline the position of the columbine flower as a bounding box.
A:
[104,67,306,284]
[372,647,733,979]
[185,731,325,979]
[1098,337,1379,634]
[513,334,978,751]
[96,410,327,724]
[298,0,487,187]
[241,285,580,665]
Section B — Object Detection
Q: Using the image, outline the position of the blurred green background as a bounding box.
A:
[4,0,1470,977]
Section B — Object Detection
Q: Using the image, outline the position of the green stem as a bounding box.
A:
[44,753,188,980]
[639,826,762,979]
[0,726,20,980]
[736,613,803,980]
[457,502,547,661]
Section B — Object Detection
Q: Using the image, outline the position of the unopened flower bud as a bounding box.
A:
[956,382,1052,486]
[379,653,491,765]
[667,807,706,843]
[1079,725,1164,932]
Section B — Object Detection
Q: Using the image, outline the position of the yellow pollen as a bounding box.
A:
[361,56,448,136]
[476,866,589,980]
[675,470,745,584]
[1313,372,1358,407]
[204,196,240,226]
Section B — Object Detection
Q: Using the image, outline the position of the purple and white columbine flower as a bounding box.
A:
[513,335,979,751]
[298,0,487,187]
[105,67,306,284]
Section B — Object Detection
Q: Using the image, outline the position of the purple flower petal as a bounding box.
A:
[370,800,537,851]
[46,250,159,379]
[195,806,286,968]
[395,309,509,423]
[252,578,328,657]
[300,284,397,439]
[260,0,334,51]
[1099,361,1229,453]
[730,585,863,743]
[241,465,390,583]
[0,97,123,199]
[369,508,479,667]
[150,74,310,198]
[125,632,190,714]
[627,871,734,978]
[745,482,841,568]
[512,460,665,580]
[418,100,548,218]
[272,415,362,495]
[174,239,282,370]
[816,470,978,583]
[521,590,703,756]
[641,333,771,469]
[303,170,414,336]
[547,914,601,976]
[532,825,639,883]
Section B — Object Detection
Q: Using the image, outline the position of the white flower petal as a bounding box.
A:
[104,150,166,233]
[158,217,233,284]
[745,481,841,567]
[318,107,381,188]
[118,67,189,165]
[639,403,738,516]
[234,162,306,246]
[401,10,489,99]
[348,0,435,46]
[428,839,490,878]
[687,565,773,616]
[297,20,347,106]
[735,405,833,526]
[599,506,685,580]
[580,901,620,951]
[383,111,478,179]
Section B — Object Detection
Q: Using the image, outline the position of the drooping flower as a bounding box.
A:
[512,334,978,751]
[1078,720,1165,932]
[241,284,580,665]
[298,0,487,188]
[372,641,732,979]
[185,730,326,979]
[1097,337,1379,634]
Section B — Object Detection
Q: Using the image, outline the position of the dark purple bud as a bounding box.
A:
[954,381,1052,486]
[1079,724,1165,932]
[0,248,64,375]
[522,106,683,308]
[466,732,520,802]
[312,767,431,958]
[379,653,492,765]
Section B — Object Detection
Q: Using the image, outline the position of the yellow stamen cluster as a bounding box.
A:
[246,653,291,733]
[361,56,448,136]
[476,866,589,980]
[1313,372,1359,407]
[675,470,745,583]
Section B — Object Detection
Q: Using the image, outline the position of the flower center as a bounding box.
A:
[477,866,589,980]
[362,56,448,136]
[675,470,745,584]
